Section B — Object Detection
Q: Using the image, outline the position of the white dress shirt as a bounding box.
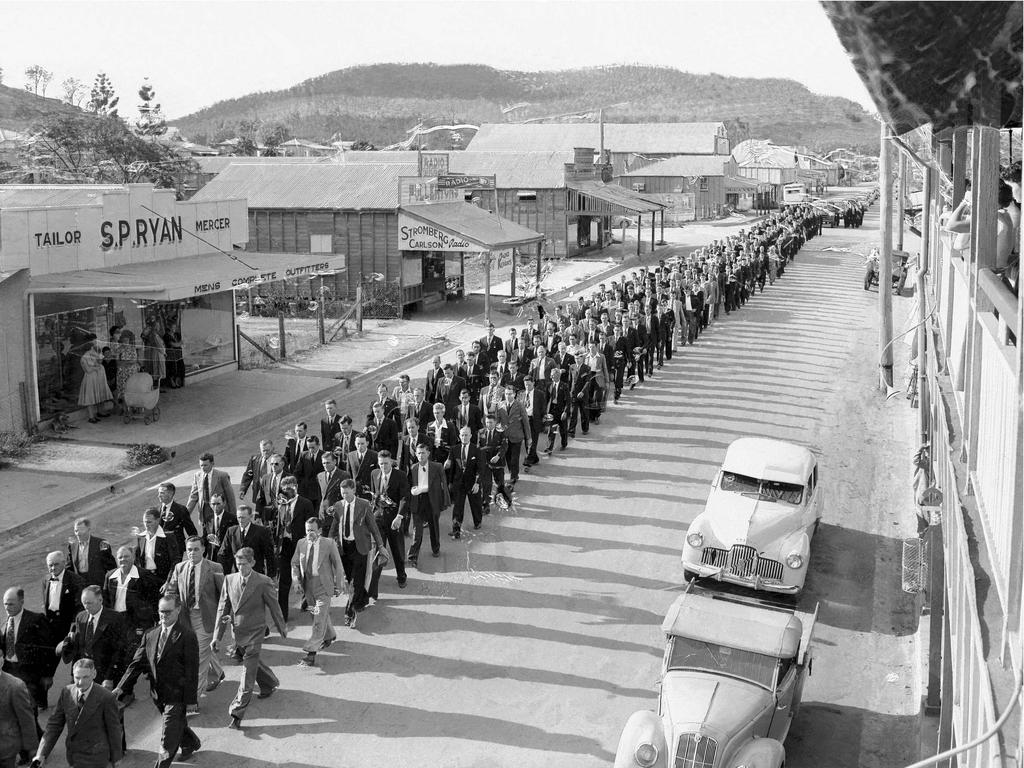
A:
[110,566,139,612]
[142,527,166,571]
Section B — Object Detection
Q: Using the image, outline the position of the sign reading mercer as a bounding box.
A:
[397,213,486,252]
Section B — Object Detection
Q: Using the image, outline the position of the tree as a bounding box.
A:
[60,77,85,107]
[350,140,376,151]
[258,121,291,156]
[87,72,119,117]
[135,77,167,137]
[24,65,53,96]
[232,136,258,156]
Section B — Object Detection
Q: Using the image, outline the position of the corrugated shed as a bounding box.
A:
[401,202,545,249]
[467,122,726,154]
[194,156,330,174]
[0,185,119,208]
[191,162,418,209]
[568,181,666,213]
[446,150,572,189]
[621,155,731,177]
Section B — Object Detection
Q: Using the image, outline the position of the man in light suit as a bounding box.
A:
[407,446,450,568]
[186,452,236,531]
[495,385,531,486]
[212,548,287,728]
[328,480,386,628]
[291,518,345,667]
[0,669,37,768]
[32,659,122,768]
[65,518,116,594]
[163,537,225,703]
[113,595,200,768]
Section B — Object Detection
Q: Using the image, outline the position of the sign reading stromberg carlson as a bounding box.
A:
[397,213,486,252]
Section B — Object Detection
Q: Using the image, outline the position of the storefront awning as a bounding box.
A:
[725,175,761,191]
[400,202,545,251]
[27,250,347,301]
[566,181,666,216]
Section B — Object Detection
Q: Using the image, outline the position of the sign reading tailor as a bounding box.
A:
[397,213,486,252]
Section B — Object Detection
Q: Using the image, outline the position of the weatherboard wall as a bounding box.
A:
[491,188,567,259]
[615,174,726,221]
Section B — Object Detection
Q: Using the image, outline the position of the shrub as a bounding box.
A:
[125,443,168,469]
[0,430,42,461]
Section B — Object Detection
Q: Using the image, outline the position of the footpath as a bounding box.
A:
[0,216,763,535]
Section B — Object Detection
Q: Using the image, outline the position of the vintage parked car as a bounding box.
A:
[614,585,816,768]
[681,438,820,594]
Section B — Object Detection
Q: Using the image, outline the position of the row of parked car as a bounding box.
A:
[615,438,822,768]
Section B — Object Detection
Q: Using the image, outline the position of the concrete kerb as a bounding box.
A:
[4,335,452,539]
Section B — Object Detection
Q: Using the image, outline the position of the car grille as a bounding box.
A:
[702,546,783,582]
[675,733,717,768]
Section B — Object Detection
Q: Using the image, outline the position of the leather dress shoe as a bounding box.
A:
[206,673,225,692]
[257,687,276,699]
[227,717,242,729]
[320,638,333,650]
[180,743,199,760]
[299,654,316,667]
[398,579,407,589]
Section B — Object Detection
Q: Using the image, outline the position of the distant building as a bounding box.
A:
[279,138,335,158]
[0,128,28,166]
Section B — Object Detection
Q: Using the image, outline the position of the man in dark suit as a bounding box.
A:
[316,451,350,533]
[543,368,571,454]
[239,439,274,510]
[368,451,409,589]
[134,508,180,625]
[368,382,399,423]
[346,433,378,501]
[611,325,629,401]
[366,401,399,458]
[425,402,457,469]
[39,552,79,709]
[320,399,342,453]
[659,301,675,363]
[423,356,444,404]
[464,351,486,403]
[56,586,127,689]
[114,595,200,768]
[553,341,575,377]
[270,477,317,622]
[32,658,122,768]
[293,435,325,506]
[407,446,450,567]
[477,413,513,511]
[333,416,359,459]
[434,365,465,418]
[2,587,52,714]
[408,387,433,431]
[202,494,237,564]
[451,388,483,435]
[218,505,277,578]
[65,519,116,600]
[449,426,484,537]
[1,669,37,768]
[104,545,150,642]
[256,454,288,528]
[163,537,225,702]
[283,421,312,474]
[155,482,198,555]
[328,480,386,628]
[642,309,660,373]
[521,376,548,468]
[479,324,503,369]
[626,315,646,385]
[567,360,593,437]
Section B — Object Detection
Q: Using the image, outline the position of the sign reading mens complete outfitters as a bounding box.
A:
[397,213,487,252]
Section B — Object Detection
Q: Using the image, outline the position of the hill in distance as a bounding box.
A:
[0,83,85,131]
[171,63,879,153]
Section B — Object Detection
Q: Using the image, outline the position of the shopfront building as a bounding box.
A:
[0,184,343,429]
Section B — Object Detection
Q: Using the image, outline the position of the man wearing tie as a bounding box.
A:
[186,453,236,532]
[346,433,378,501]
[163,537,225,703]
[328,480,386,628]
[155,483,197,556]
[334,415,358,459]
[449,426,484,538]
[39,552,78,710]
[521,376,548,469]
[368,451,410,589]
[316,452,349,531]
[65,518,116,599]
[493,350,512,388]
[283,421,311,474]
[0,667,38,768]
[480,322,503,368]
[272,477,317,622]
[217,506,276,578]
[366,402,398,458]
[423,356,444,404]
[2,586,51,719]
[407,446,450,568]
[479,371,504,417]
[32,659,122,768]
[496,385,531,487]
[544,368,571,454]
[291,519,344,667]
[477,412,513,512]
[212,548,287,729]
[453,388,482,434]
[114,595,200,768]
[55,586,127,691]
[293,435,325,506]
[202,494,237,564]
[258,454,287,530]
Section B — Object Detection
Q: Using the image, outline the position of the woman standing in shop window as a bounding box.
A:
[141,318,167,391]
[164,318,185,389]
[78,338,113,423]
[115,328,141,406]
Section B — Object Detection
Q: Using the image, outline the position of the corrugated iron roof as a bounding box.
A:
[568,181,666,213]
[191,162,417,209]
[194,156,331,174]
[339,151,420,164]
[725,175,761,190]
[401,202,545,250]
[467,122,726,154]
[621,155,731,177]
[0,185,120,208]
[446,150,572,189]
[732,139,800,169]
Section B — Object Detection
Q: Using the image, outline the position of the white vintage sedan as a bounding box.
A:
[681,438,820,594]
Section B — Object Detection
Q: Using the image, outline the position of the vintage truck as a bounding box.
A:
[614,584,817,768]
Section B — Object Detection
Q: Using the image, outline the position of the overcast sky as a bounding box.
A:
[1,0,875,123]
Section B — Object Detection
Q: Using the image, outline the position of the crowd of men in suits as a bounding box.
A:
[0,204,823,767]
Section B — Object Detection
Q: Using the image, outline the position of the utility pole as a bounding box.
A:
[897,152,907,251]
[879,122,895,389]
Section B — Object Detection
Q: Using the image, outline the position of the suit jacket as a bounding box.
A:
[0,671,37,760]
[530,356,556,383]
[407,462,451,519]
[134,529,179,585]
[369,467,411,519]
[102,567,150,632]
[258,472,288,519]
[316,468,351,519]
[347,449,379,496]
[1,609,52,682]
[545,380,571,418]
[66,535,116,593]
[164,559,225,633]
[521,388,549,427]
[283,434,313,474]
[477,426,509,469]
[273,496,318,548]
[366,415,399,457]
[156,500,197,553]
[294,449,326,504]
[38,683,122,768]
[202,508,238,564]
[496,399,531,443]
[435,376,467,415]
[41,570,80,672]
[480,334,504,364]
[213,570,286,648]
[117,620,199,707]
[451,402,483,434]
[553,352,575,376]
[320,414,342,452]
[186,467,236,520]
[479,384,505,416]
[424,366,444,404]
[328,497,385,556]
[239,453,271,502]
[61,609,127,684]
[334,430,359,459]
[424,418,457,464]
[450,443,483,489]
[291,537,345,600]
[218,523,277,578]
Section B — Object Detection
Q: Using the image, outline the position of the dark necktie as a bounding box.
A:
[344,502,353,540]
[186,564,197,609]
[4,616,14,659]
[84,615,95,646]
[304,541,315,584]
[157,626,168,657]
[202,474,210,505]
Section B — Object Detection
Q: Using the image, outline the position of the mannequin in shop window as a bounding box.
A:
[164,319,185,389]
[79,339,113,423]
[141,318,167,392]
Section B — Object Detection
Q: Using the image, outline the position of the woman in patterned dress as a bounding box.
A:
[115,329,141,405]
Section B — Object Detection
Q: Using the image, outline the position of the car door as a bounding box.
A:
[767,658,798,741]
[803,464,819,536]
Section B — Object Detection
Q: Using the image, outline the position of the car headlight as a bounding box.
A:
[686,532,704,548]
[785,553,804,569]
[634,742,659,767]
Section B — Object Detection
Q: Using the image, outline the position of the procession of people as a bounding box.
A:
[0,204,825,767]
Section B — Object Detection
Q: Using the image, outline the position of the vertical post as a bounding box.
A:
[897,152,907,251]
[317,280,326,346]
[510,249,517,298]
[951,128,968,206]
[636,215,641,257]
[484,250,491,325]
[879,122,895,389]
[650,213,655,252]
[356,284,363,333]
[918,166,934,442]
[535,240,542,294]
[924,522,945,715]
[660,209,665,244]
[277,311,287,360]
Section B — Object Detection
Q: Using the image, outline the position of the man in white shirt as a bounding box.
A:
[291,518,344,667]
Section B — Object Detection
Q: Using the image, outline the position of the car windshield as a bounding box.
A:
[720,472,803,504]
[667,637,778,689]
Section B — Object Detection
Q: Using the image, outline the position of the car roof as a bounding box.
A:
[721,438,815,485]
[662,590,803,657]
